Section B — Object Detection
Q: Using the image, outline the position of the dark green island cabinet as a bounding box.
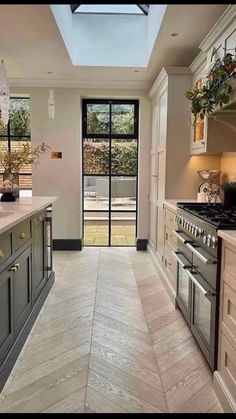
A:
[0,205,54,391]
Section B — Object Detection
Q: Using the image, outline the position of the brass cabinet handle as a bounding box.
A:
[10,265,17,272]
[20,232,26,240]
[0,250,4,259]
[15,263,20,270]
[38,216,43,222]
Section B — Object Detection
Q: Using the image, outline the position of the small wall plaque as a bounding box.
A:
[51,151,62,159]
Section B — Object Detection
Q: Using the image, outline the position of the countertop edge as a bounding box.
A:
[164,199,198,212]
[0,196,57,235]
[218,230,236,247]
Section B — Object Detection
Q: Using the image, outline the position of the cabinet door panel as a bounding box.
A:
[0,270,14,363]
[32,213,47,302]
[13,247,32,335]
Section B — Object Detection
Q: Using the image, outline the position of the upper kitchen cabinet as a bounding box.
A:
[189,5,236,155]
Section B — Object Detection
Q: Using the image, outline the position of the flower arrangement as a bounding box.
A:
[0,141,50,173]
[185,52,236,124]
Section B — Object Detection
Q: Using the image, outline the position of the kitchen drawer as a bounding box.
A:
[12,220,31,253]
[164,245,177,290]
[0,232,11,268]
[220,333,236,401]
[222,282,236,342]
[164,225,177,250]
[222,242,236,292]
[164,207,177,231]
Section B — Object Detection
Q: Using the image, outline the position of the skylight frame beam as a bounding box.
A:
[70,4,80,13]
[137,4,149,15]
[70,4,149,15]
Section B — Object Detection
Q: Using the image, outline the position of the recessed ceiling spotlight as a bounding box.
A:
[47,71,53,74]
[171,33,179,37]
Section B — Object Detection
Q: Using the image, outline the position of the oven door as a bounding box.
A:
[184,267,217,370]
[172,250,192,326]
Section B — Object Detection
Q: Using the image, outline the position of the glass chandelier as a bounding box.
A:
[0,59,10,126]
[48,88,55,119]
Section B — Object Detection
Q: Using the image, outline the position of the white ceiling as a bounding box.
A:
[0,4,229,91]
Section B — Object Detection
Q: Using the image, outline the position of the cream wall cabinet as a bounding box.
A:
[190,6,236,155]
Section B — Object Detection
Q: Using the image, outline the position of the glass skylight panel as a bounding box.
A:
[75,5,144,14]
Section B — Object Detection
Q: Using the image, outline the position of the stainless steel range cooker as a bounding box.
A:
[172,203,236,371]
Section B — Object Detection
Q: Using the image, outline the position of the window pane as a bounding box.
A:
[111,176,136,211]
[0,138,8,172]
[9,98,31,136]
[111,139,137,175]
[111,104,135,135]
[87,104,109,135]
[83,139,109,174]
[0,121,7,135]
[111,212,136,246]
[84,212,109,246]
[10,138,32,174]
[84,176,109,211]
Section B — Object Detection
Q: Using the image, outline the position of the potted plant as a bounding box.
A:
[221,181,236,207]
[185,52,236,124]
[0,141,50,200]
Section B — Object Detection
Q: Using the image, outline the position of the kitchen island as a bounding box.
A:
[0,196,57,391]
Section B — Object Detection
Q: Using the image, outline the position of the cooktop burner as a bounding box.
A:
[177,203,236,228]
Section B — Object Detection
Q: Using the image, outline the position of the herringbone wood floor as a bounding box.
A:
[0,248,223,413]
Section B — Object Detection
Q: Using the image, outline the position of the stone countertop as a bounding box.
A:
[218,230,236,247]
[164,199,198,212]
[0,196,57,235]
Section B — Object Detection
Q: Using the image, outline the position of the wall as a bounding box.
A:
[11,86,151,242]
[221,152,236,183]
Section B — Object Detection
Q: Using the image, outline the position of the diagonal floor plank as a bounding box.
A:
[0,247,223,413]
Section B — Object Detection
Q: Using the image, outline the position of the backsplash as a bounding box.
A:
[221,153,236,183]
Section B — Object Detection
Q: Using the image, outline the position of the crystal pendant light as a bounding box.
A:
[48,88,55,119]
[0,59,10,126]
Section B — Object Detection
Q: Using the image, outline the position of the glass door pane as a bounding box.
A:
[86,104,110,135]
[193,285,211,346]
[111,176,136,211]
[178,265,190,309]
[84,176,109,211]
[84,212,109,246]
[111,212,136,246]
[111,139,137,175]
[83,138,109,175]
[111,104,135,135]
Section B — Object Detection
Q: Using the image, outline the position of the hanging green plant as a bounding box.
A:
[185,52,236,124]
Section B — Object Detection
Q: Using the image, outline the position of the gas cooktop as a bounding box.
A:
[177,203,236,229]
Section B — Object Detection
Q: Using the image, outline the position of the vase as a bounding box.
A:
[0,192,16,202]
[3,171,19,198]
[221,190,236,207]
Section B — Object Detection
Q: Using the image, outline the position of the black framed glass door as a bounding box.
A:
[82,99,139,246]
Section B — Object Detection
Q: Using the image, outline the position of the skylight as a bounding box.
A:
[71,4,149,15]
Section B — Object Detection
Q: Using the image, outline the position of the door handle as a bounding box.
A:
[186,242,217,265]
[171,250,191,269]
[172,229,191,244]
[185,268,216,298]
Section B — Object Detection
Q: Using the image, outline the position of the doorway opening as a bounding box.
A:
[82,99,139,246]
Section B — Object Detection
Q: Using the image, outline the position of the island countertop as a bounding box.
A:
[218,230,236,247]
[0,196,57,235]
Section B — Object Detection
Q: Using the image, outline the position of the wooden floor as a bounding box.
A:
[0,248,223,413]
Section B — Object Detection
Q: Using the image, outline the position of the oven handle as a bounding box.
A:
[172,229,191,244]
[185,268,216,298]
[171,250,192,269]
[186,242,217,265]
